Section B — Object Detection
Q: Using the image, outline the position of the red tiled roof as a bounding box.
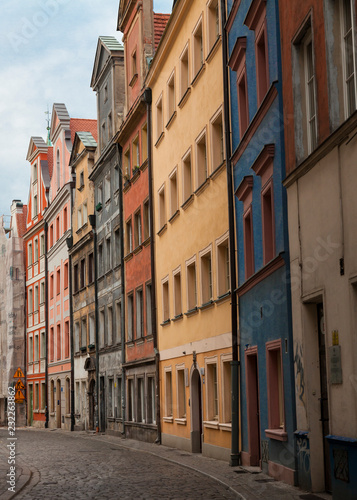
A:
[47,146,53,179]
[69,118,98,144]
[15,206,27,238]
[154,13,170,51]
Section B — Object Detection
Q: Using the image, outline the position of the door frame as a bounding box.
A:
[190,367,203,453]
[245,346,261,466]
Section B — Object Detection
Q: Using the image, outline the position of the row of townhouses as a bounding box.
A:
[1,0,357,498]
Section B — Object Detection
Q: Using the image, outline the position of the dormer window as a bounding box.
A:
[32,162,37,183]
[104,83,108,103]
[79,171,84,190]
[130,48,138,87]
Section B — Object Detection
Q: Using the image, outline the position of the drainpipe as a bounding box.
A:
[44,219,49,428]
[67,179,75,432]
[116,142,126,437]
[144,88,161,444]
[89,214,100,433]
[221,0,240,466]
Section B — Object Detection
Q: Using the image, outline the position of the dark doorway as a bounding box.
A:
[246,351,261,466]
[88,379,96,430]
[100,376,105,432]
[191,369,202,453]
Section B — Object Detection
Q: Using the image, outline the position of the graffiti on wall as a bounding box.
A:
[294,342,306,411]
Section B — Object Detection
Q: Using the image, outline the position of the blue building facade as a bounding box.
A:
[226,0,296,484]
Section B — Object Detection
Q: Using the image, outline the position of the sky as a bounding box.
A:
[0,0,172,218]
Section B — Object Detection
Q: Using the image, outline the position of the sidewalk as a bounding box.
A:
[75,430,331,500]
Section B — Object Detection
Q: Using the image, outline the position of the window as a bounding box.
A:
[124,148,131,180]
[304,33,317,153]
[107,306,113,345]
[167,71,176,121]
[158,185,166,230]
[196,130,208,188]
[98,183,103,204]
[125,219,132,255]
[28,242,32,266]
[182,149,193,203]
[108,112,113,140]
[56,150,60,189]
[115,301,121,344]
[186,259,197,311]
[34,285,39,312]
[35,383,39,410]
[33,195,38,218]
[74,322,80,353]
[50,327,54,362]
[56,216,60,241]
[40,331,45,358]
[89,315,95,345]
[114,165,119,192]
[238,68,249,136]
[114,229,121,266]
[132,49,137,79]
[56,268,61,295]
[266,340,285,437]
[200,249,213,304]
[147,376,156,424]
[173,270,182,317]
[99,309,105,348]
[132,135,139,169]
[56,324,61,360]
[106,237,111,272]
[127,378,134,421]
[177,367,186,418]
[134,210,142,248]
[222,356,232,423]
[229,38,249,137]
[104,82,108,102]
[179,44,190,99]
[50,380,55,412]
[127,294,134,341]
[41,382,46,411]
[88,253,94,284]
[244,208,254,279]
[137,378,145,423]
[101,122,106,150]
[64,262,69,289]
[193,18,204,77]
[34,334,39,361]
[79,171,84,189]
[262,182,275,264]
[83,202,88,226]
[206,361,219,420]
[28,288,33,314]
[141,123,148,163]
[32,162,37,183]
[108,378,114,418]
[146,283,152,336]
[98,242,103,276]
[210,108,224,171]
[165,369,173,417]
[66,378,70,414]
[143,198,150,240]
[29,336,33,362]
[64,321,69,358]
[341,0,356,117]
[50,224,54,247]
[77,206,82,229]
[156,95,163,141]
[105,174,111,203]
[217,236,230,297]
[73,263,79,293]
[255,23,269,104]
[40,234,45,256]
[136,289,143,338]
[162,278,170,323]
[81,317,87,348]
[117,377,122,418]
[207,0,220,53]
[34,239,38,262]
[169,169,178,218]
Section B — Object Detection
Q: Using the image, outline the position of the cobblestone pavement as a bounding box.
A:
[0,428,331,500]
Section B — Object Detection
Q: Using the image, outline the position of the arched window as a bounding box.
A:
[50,379,55,412]
[56,149,60,191]
[65,377,70,414]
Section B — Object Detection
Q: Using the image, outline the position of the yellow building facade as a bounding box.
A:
[147,0,232,460]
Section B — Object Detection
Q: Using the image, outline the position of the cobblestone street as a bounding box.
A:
[0,428,331,500]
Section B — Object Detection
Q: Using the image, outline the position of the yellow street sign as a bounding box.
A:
[14,389,25,403]
[15,380,25,390]
[13,367,25,378]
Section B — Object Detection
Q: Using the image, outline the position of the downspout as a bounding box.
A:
[89,214,100,433]
[144,88,161,444]
[116,142,126,437]
[44,218,49,428]
[68,179,75,432]
[221,0,240,466]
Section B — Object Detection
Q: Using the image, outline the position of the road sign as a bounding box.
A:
[15,380,25,390]
[14,389,25,403]
[14,367,25,378]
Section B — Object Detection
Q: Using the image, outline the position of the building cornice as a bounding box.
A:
[24,218,45,241]
[44,183,71,221]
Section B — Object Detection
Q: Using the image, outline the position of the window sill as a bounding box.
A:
[220,423,232,431]
[206,35,221,64]
[135,337,144,346]
[157,224,167,237]
[204,420,219,430]
[133,245,142,255]
[168,210,180,224]
[50,412,55,417]
[172,313,183,322]
[210,160,226,180]
[175,418,187,425]
[194,177,210,196]
[131,168,140,183]
[184,307,198,318]
[191,63,206,87]
[163,416,173,423]
[199,300,214,311]
[178,87,191,109]
[155,132,164,148]
[124,252,133,262]
[166,111,177,130]
[142,236,151,247]
[77,184,84,192]
[126,340,134,347]
[160,319,171,327]
[140,158,148,172]
[181,194,194,211]
[129,73,138,87]
[265,428,288,441]
[215,291,231,305]
[123,180,131,193]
